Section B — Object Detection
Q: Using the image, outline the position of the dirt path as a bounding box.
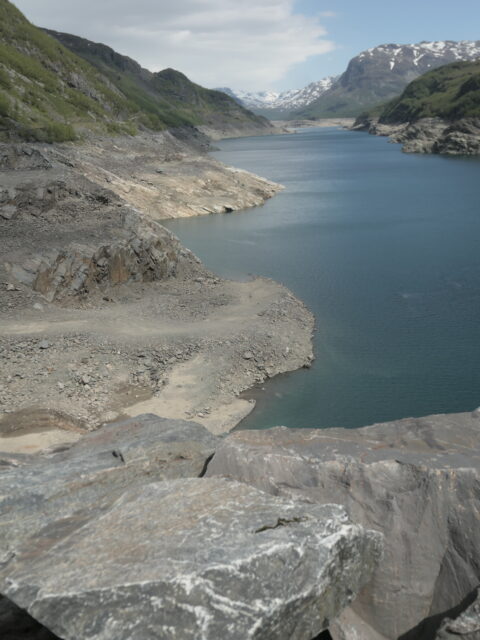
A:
[0,276,313,442]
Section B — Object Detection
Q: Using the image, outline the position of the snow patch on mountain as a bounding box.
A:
[219,77,336,111]
[358,40,480,72]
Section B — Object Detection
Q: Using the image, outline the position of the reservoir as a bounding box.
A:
[163,127,480,429]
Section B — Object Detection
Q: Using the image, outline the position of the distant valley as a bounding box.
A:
[215,78,337,119]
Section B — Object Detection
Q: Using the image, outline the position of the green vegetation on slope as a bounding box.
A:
[293,91,388,120]
[45,31,268,132]
[0,0,137,141]
[379,60,480,124]
[0,0,269,142]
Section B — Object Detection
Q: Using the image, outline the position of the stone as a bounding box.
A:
[38,341,50,350]
[206,411,480,640]
[0,478,382,640]
[7,211,182,302]
[0,414,218,563]
[0,205,17,220]
[436,589,480,639]
[243,350,254,360]
[358,116,480,156]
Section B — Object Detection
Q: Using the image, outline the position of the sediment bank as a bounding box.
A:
[0,129,313,449]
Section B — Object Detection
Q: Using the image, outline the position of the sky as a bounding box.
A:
[12,0,480,92]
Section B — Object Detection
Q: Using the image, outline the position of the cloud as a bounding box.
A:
[13,0,335,90]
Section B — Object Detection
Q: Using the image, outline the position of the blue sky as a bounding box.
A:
[13,0,480,91]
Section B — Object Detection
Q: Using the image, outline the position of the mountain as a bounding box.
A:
[217,78,336,119]
[0,0,271,142]
[45,30,272,138]
[378,59,480,123]
[353,60,480,155]
[295,40,480,119]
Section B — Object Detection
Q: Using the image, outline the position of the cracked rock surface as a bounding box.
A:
[0,476,382,640]
[0,414,218,563]
[206,411,480,640]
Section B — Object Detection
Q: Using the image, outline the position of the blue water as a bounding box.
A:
[163,128,480,429]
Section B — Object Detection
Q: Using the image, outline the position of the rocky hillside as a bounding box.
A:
[218,77,337,120]
[0,0,272,142]
[45,30,273,139]
[379,59,480,123]
[353,60,480,154]
[296,40,480,119]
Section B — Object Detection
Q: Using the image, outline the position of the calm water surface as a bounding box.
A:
[164,128,480,429]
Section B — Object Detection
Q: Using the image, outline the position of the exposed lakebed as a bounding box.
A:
[163,127,480,429]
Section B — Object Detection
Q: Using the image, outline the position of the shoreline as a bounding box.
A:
[351,115,480,155]
[0,129,314,452]
[272,117,355,132]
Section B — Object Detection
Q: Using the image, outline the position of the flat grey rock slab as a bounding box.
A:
[0,478,382,640]
[0,414,218,561]
[206,411,480,639]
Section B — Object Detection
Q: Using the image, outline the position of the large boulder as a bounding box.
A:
[0,413,218,562]
[206,411,480,639]
[0,478,382,640]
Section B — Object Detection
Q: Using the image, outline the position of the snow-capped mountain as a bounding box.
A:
[216,77,336,115]
[298,40,480,119]
[220,40,480,121]
[356,40,480,73]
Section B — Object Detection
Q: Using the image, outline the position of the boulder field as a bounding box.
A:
[1,410,479,638]
[0,414,382,640]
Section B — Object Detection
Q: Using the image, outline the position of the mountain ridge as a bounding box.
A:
[218,78,337,118]
[0,0,272,142]
[296,40,480,119]
[221,40,480,121]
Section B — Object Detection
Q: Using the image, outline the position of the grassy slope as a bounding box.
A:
[0,0,269,142]
[379,60,480,124]
[45,30,269,132]
[0,0,138,141]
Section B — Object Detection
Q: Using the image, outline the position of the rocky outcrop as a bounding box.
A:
[352,116,480,155]
[7,210,183,301]
[0,415,383,640]
[0,145,52,171]
[436,590,480,639]
[206,411,480,639]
